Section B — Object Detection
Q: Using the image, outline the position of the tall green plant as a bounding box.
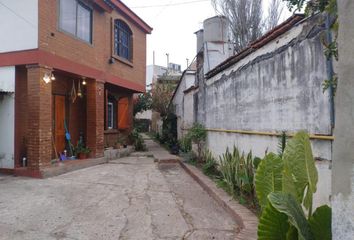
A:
[202,149,219,177]
[255,131,331,240]
[219,146,256,198]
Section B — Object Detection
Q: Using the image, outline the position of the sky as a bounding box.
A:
[122,0,292,70]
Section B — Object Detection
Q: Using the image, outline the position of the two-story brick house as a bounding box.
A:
[0,0,152,177]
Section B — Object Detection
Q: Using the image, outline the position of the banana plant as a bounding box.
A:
[255,131,332,240]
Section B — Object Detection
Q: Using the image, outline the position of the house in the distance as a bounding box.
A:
[0,0,152,177]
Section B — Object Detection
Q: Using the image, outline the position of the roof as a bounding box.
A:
[100,0,153,34]
[206,14,305,78]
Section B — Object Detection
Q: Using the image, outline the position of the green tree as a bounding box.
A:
[133,92,152,116]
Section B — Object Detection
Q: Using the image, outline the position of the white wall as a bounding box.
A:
[172,71,196,139]
[0,66,15,169]
[197,16,332,208]
[206,131,332,208]
[0,0,38,53]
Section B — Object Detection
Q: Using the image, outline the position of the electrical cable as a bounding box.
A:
[131,0,210,9]
[0,1,36,28]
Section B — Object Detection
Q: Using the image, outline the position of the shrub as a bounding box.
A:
[219,146,256,198]
[187,123,207,162]
[202,149,219,177]
[129,129,147,151]
[179,135,192,153]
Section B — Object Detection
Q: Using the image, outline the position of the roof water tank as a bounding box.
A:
[203,16,228,43]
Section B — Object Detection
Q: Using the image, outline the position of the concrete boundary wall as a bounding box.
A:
[197,15,333,207]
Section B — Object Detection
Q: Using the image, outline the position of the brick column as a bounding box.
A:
[86,80,104,158]
[26,65,52,170]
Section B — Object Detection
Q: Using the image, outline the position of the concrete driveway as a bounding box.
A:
[0,156,238,240]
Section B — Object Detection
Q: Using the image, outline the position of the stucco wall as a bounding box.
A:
[332,1,354,238]
[0,66,15,169]
[198,16,332,207]
[0,0,38,53]
[172,71,196,139]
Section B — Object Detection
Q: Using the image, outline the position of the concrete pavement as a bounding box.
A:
[0,155,238,239]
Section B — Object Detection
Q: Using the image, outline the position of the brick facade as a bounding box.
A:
[0,1,151,177]
[38,0,147,88]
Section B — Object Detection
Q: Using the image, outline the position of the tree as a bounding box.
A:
[151,82,175,117]
[133,92,152,116]
[212,0,283,53]
[266,0,284,30]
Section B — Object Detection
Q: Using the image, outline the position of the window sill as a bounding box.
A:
[104,129,119,134]
[57,28,93,47]
[112,55,133,67]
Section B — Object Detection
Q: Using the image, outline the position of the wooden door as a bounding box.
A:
[118,97,130,129]
[55,95,66,154]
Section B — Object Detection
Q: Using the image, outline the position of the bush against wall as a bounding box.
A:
[219,146,259,203]
[187,123,207,162]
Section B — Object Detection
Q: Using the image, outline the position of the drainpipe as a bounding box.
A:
[325,13,335,133]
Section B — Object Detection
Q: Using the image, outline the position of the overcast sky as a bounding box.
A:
[122,0,291,70]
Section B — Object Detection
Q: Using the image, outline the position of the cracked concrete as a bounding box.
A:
[0,156,238,240]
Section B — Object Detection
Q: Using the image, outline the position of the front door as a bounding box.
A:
[54,95,66,155]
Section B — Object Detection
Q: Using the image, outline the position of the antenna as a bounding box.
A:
[166,53,170,75]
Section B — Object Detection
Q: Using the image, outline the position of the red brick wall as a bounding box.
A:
[38,0,147,89]
[26,65,53,170]
[86,80,104,157]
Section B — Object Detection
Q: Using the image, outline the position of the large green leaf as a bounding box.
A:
[309,205,332,240]
[282,131,318,213]
[286,225,298,240]
[258,203,289,240]
[255,153,283,209]
[268,192,314,240]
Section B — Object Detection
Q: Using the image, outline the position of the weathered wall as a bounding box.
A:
[0,0,38,53]
[332,1,354,238]
[172,71,196,139]
[198,16,332,207]
[0,66,15,169]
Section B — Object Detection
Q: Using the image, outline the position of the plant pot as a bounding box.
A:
[78,153,87,160]
[123,144,127,148]
[116,143,121,149]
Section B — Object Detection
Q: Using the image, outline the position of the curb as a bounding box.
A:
[178,160,258,240]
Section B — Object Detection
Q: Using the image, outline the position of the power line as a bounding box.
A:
[131,0,210,9]
[0,1,36,29]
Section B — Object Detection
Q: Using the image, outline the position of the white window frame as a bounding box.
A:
[58,0,93,43]
[107,102,114,129]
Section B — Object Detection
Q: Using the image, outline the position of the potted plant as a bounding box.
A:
[77,146,90,159]
[75,141,91,160]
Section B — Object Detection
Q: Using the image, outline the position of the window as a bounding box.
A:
[59,0,92,43]
[107,102,114,129]
[114,20,132,61]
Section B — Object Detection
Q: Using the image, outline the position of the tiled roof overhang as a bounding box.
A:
[100,0,153,34]
[205,14,305,79]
